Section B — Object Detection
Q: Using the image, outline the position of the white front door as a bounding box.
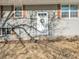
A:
[37,12,48,35]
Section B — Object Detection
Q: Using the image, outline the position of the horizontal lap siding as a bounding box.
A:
[24,5,58,37]
[0,5,60,40]
[2,5,79,39]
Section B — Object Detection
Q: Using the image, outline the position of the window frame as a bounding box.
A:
[61,5,69,18]
[0,28,12,36]
[14,5,23,18]
[70,5,78,18]
[61,4,78,19]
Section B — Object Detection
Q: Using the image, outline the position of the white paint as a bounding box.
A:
[55,18,79,37]
[1,8,79,40]
[37,12,48,35]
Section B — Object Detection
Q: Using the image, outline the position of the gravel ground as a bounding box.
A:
[0,40,79,59]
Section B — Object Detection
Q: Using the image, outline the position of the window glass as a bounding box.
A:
[7,28,11,34]
[15,11,22,17]
[2,6,13,18]
[62,5,69,17]
[15,6,23,18]
[2,28,7,35]
[15,6,22,11]
[0,28,11,36]
[70,5,78,17]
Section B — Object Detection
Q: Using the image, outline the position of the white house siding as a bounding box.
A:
[0,5,79,40]
[55,18,79,37]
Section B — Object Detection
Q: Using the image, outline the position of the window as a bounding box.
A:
[14,6,23,18]
[2,6,13,18]
[70,5,78,17]
[0,28,11,36]
[62,5,78,18]
[2,28,7,35]
[62,5,69,18]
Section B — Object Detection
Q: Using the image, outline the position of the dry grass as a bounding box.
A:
[0,37,79,59]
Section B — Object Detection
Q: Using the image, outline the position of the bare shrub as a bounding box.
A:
[66,35,79,42]
[51,36,67,42]
[50,35,79,42]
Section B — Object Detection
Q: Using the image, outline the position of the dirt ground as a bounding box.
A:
[0,40,79,59]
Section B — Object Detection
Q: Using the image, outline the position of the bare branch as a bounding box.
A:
[12,26,34,40]
[2,11,13,27]
[13,24,42,33]
[12,29,25,47]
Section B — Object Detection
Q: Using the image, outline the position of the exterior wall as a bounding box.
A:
[0,5,79,40]
[55,18,79,37]
[17,5,58,39]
